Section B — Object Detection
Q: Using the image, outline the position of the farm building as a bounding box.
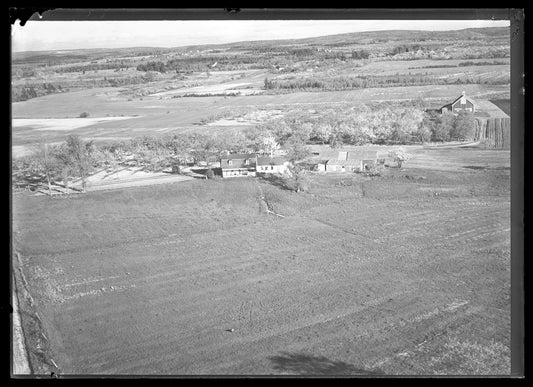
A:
[220,153,257,178]
[256,156,290,174]
[317,149,379,172]
[440,91,475,114]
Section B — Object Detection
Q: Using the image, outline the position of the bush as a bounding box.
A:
[388,148,412,169]
[79,112,90,118]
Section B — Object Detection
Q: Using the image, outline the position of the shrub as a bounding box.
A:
[388,148,412,169]
[79,112,90,118]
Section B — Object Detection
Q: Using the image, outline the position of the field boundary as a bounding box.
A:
[12,274,31,375]
[12,251,60,375]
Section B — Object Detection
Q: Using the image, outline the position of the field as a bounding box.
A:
[11,82,509,156]
[12,145,510,375]
[11,27,510,154]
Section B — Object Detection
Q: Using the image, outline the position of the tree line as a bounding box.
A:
[263,74,509,92]
[13,105,477,193]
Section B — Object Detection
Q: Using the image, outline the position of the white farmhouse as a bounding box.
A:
[256,156,290,174]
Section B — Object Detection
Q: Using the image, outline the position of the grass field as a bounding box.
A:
[12,145,510,375]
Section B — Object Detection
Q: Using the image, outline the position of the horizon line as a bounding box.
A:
[11,25,510,54]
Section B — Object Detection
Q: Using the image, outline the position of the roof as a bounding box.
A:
[317,149,378,162]
[441,93,474,110]
[327,159,364,166]
[220,155,256,169]
[317,150,344,160]
[256,156,288,166]
[220,153,257,161]
[347,150,379,160]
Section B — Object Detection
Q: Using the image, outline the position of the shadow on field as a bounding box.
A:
[258,174,293,192]
[268,352,384,376]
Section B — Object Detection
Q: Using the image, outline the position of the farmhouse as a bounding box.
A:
[317,149,379,172]
[220,153,257,178]
[440,91,475,114]
[256,156,290,174]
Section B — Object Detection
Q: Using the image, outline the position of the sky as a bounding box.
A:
[11,19,510,53]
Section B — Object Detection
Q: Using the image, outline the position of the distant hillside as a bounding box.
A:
[182,27,509,50]
[12,47,170,64]
[13,27,509,62]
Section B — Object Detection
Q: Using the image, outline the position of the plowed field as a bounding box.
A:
[12,146,511,375]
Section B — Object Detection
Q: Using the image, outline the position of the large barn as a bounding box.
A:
[440,91,475,114]
[317,149,379,172]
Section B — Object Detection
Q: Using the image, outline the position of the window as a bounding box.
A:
[228,160,232,165]
[245,159,249,165]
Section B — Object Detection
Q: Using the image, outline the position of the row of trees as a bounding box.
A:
[12,83,65,102]
[423,111,477,142]
[243,104,477,147]
[54,62,130,73]
[263,74,509,92]
[13,104,477,194]
[13,135,98,194]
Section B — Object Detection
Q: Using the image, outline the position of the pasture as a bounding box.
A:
[12,145,510,375]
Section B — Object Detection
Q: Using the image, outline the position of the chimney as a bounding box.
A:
[462,90,466,96]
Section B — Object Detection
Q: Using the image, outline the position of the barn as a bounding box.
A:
[317,149,379,172]
[440,91,475,114]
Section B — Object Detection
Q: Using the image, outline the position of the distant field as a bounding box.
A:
[489,99,511,116]
[12,146,510,375]
[11,83,509,152]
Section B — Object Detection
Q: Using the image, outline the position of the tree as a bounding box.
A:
[19,143,62,195]
[451,111,476,141]
[285,164,309,193]
[285,139,311,163]
[261,133,281,157]
[264,77,274,89]
[56,135,95,192]
[310,123,333,144]
[413,125,432,143]
[431,112,455,142]
[388,148,412,169]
